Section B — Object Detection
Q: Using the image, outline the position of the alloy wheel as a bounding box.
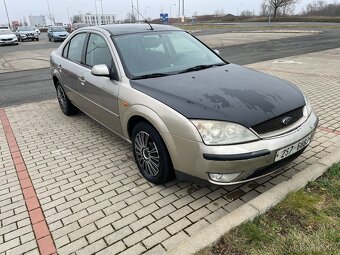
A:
[134,131,160,177]
[57,86,67,111]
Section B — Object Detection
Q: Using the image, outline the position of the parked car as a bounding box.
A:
[50,24,318,185]
[71,23,89,32]
[0,29,18,45]
[47,26,69,42]
[15,26,39,41]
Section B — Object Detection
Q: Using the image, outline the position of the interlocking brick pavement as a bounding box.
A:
[0,48,339,255]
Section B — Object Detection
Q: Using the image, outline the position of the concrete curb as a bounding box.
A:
[231,30,322,34]
[166,143,340,255]
[187,29,322,34]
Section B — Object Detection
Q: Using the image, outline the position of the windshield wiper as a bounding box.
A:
[179,63,225,74]
[131,73,171,80]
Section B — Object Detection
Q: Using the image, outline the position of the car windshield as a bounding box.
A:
[20,27,34,31]
[0,30,12,35]
[112,31,226,79]
[51,27,66,32]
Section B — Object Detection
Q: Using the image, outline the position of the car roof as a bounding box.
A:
[20,26,34,29]
[97,24,182,36]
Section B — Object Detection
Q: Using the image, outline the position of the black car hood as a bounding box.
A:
[130,64,305,127]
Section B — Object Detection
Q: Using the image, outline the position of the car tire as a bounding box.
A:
[55,82,78,116]
[51,37,55,42]
[20,38,24,42]
[132,122,174,184]
[36,38,39,41]
[48,36,51,41]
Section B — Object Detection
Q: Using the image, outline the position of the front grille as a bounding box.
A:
[252,106,304,135]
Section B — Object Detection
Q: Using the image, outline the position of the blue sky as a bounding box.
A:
[0,0,337,25]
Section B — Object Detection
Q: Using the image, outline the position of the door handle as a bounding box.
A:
[79,76,86,85]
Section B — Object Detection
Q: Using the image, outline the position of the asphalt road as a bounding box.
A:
[1,28,340,108]
[220,30,340,65]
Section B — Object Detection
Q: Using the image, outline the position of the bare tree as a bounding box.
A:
[125,12,136,23]
[72,15,82,23]
[240,10,253,17]
[260,0,271,16]
[305,0,327,14]
[214,8,225,17]
[267,0,300,17]
[282,3,296,15]
[47,12,56,25]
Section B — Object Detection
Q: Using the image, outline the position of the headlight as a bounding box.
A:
[191,120,259,145]
[303,94,312,116]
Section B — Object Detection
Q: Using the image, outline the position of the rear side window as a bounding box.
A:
[67,33,86,63]
[85,33,113,68]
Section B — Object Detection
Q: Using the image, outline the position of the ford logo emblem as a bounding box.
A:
[282,116,293,125]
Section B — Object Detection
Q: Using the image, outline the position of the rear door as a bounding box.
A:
[58,32,87,105]
[78,32,122,134]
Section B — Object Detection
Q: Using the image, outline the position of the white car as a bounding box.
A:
[0,29,18,45]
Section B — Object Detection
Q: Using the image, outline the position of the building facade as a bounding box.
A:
[80,13,115,25]
[29,15,47,27]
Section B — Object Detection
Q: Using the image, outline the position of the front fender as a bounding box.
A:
[120,104,179,165]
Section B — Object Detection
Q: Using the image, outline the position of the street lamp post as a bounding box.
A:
[136,0,139,21]
[95,0,98,25]
[67,7,71,26]
[46,0,53,25]
[169,3,176,23]
[99,0,105,24]
[181,0,185,22]
[178,0,180,19]
[94,0,103,25]
[3,0,11,29]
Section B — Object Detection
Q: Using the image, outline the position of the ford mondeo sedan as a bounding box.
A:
[50,24,318,185]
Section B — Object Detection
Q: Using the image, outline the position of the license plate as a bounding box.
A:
[275,134,312,162]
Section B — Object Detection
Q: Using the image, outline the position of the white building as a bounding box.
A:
[29,15,46,27]
[81,13,115,25]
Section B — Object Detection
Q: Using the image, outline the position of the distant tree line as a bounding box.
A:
[302,1,340,16]
[257,0,340,18]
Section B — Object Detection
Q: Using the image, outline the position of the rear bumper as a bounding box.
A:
[169,111,318,185]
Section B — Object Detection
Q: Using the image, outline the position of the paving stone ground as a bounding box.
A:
[0,48,339,255]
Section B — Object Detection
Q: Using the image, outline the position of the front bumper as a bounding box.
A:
[53,36,67,41]
[20,34,39,40]
[0,39,18,45]
[169,111,318,185]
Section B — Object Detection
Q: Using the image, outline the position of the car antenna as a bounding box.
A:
[133,5,154,30]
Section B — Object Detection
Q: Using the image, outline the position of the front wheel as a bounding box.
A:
[56,82,78,116]
[132,122,174,184]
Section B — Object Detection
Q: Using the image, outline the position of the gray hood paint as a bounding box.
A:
[130,64,305,127]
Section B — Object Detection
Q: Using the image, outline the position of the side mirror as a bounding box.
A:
[91,64,111,77]
[214,49,220,55]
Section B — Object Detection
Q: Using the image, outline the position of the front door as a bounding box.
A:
[77,32,122,134]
